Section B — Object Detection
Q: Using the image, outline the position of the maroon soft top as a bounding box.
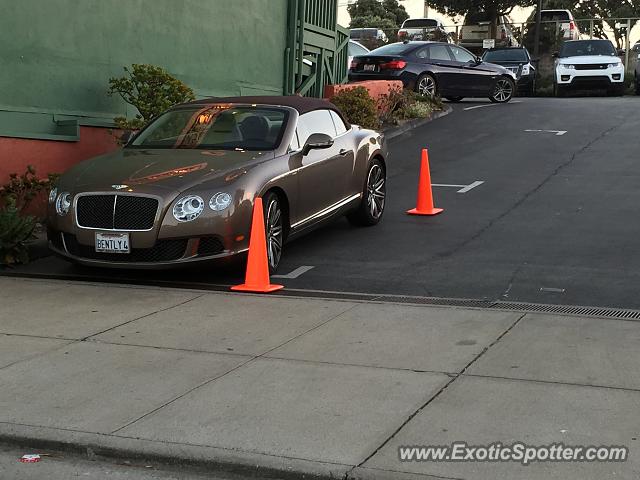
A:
[183,95,351,129]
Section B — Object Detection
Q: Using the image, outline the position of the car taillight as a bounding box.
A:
[350,60,359,69]
[501,29,506,39]
[569,21,576,30]
[380,60,407,70]
[398,30,406,38]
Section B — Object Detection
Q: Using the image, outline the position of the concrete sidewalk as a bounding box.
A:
[0,277,639,479]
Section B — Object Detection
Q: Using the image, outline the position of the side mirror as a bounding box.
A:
[302,133,334,156]
[552,52,559,58]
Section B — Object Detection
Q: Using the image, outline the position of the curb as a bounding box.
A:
[0,424,351,480]
[383,105,453,141]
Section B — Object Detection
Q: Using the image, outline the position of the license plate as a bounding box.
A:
[95,233,130,254]
[363,64,377,72]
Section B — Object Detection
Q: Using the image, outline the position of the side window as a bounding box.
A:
[297,110,337,145]
[330,111,348,135]
[449,45,476,63]
[415,48,429,59]
[428,45,452,61]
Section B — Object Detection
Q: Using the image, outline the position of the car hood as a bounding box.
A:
[485,60,527,66]
[482,62,514,74]
[60,148,275,193]
[557,55,618,64]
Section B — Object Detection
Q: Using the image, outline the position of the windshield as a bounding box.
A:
[370,43,414,55]
[483,49,529,62]
[129,106,288,150]
[559,40,616,57]
[403,19,437,28]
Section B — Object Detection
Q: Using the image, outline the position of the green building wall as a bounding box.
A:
[0,0,290,139]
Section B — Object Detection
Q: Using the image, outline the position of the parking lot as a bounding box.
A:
[8,96,640,310]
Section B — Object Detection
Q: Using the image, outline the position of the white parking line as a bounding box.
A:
[524,129,567,136]
[432,181,485,193]
[457,180,485,193]
[540,287,566,293]
[463,101,521,111]
[272,265,315,279]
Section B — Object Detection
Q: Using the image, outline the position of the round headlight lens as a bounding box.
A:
[173,195,204,222]
[48,187,58,204]
[209,192,232,211]
[55,192,72,216]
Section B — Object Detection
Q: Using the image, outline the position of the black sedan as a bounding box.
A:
[349,41,517,103]
[482,46,537,95]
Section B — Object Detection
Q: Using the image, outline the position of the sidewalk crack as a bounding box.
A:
[349,312,526,473]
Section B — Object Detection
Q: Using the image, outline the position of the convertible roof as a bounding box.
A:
[183,95,351,129]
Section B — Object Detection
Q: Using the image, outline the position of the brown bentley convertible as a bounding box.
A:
[47,96,388,272]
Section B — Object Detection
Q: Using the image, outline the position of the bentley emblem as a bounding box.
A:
[111,184,129,190]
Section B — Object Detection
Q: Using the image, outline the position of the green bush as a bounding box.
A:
[108,64,196,132]
[0,197,36,266]
[379,88,441,125]
[0,165,58,213]
[330,86,379,129]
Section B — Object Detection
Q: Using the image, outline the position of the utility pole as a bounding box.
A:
[533,0,542,58]
[424,1,429,18]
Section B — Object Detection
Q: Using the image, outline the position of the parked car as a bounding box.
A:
[459,12,517,52]
[47,97,387,272]
[553,39,625,96]
[349,28,388,49]
[348,40,370,67]
[349,41,517,103]
[398,18,449,42]
[482,46,537,95]
[539,9,580,40]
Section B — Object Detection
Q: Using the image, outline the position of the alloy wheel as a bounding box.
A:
[418,75,436,97]
[265,197,283,269]
[492,79,513,102]
[366,164,385,220]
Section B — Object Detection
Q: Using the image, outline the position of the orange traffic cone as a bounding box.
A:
[231,197,284,293]
[407,148,443,216]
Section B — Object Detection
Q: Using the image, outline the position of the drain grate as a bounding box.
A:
[492,301,640,319]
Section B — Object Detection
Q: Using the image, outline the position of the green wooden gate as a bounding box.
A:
[284,0,349,97]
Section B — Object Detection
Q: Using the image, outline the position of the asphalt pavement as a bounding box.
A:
[5,96,640,309]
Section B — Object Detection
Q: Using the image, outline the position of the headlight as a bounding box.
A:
[55,192,72,216]
[560,64,575,70]
[607,62,621,68]
[521,64,531,76]
[48,187,58,204]
[209,192,232,211]
[172,195,204,222]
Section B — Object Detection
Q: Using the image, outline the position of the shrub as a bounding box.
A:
[108,64,196,131]
[379,88,441,125]
[0,165,58,213]
[0,197,36,266]
[330,86,379,129]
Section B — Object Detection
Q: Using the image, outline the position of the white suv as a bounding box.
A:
[554,39,625,96]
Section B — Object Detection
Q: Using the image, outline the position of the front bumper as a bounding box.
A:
[556,64,624,87]
[48,227,246,269]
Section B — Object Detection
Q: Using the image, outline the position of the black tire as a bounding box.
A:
[347,158,386,227]
[262,191,285,274]
[415,73,438,98]
[445,96,464,102]
[489,76,515,103]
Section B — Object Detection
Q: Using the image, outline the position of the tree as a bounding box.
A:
[524,0,640,50]
[348,0,409,28]
[427,0,535,37]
